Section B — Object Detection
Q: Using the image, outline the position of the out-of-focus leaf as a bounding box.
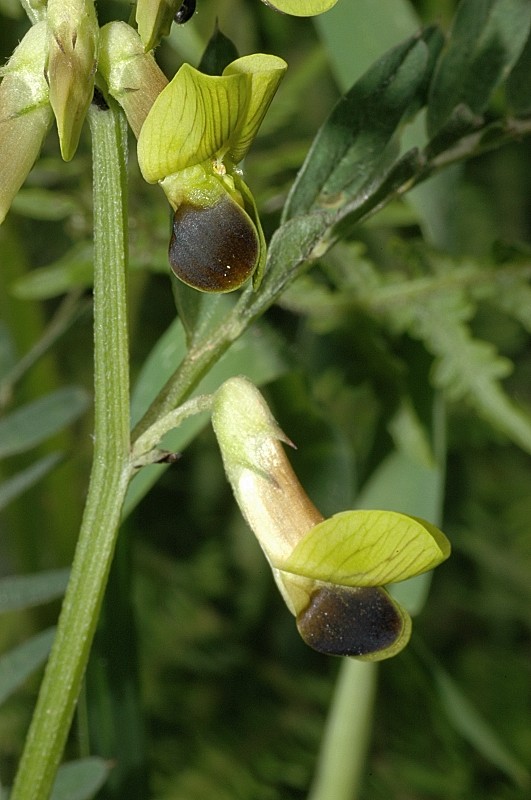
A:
[0,0,24,17]
[0,627,55,705]
[10,188,81,221]
[507,30,531,116]
[0,321,16,381]
[0,452,62,511]
[315,0,418,88]
[427,0,531,136]
[50,758,110,800]
[0,569,69,612]
[172,278,238,346]
[433,663,530,788]
[283,32,437,220]
[197,25,239,76]
[0,386,90,458]
[11,243,93,300]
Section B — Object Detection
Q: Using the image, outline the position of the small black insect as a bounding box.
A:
[174,0,196,24]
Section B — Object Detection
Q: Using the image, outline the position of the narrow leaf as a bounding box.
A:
[434,665,529,788]
[0,627,55,705]
[283,34,430,220]
[0,386,90,458]
[198,25,239,76]
[507,29,531,115]
[0,569,69,613]
[11,243,93,300]
[427,0,531,135]
[0,453,62,511]
[50,758,110,800]
[315,0,418,89]
[280,510,450,586]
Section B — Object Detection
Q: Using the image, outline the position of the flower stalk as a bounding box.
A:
[9,99,131,800]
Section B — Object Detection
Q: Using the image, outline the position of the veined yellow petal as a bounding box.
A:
[137,63,247,183]
[280,510,451,586]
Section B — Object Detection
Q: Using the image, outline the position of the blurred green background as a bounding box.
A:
[1,1,530,798]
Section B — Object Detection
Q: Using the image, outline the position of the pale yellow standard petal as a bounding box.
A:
[280,510,451,586]
[137,64,248,183]
[223,54,287,163]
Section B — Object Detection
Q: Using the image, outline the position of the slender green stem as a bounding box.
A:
[10,101,131,800]
[308,660,377,800]
[131,393,213,465]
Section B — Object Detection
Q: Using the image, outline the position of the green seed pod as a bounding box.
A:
[169,193,259,292]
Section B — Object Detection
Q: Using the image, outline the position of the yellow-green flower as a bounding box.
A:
[212,376,451,661]
[137,54,287,292]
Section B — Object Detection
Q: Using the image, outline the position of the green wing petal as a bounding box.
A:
[223,54,287,163]
[138,63,247,182]
[281,509,451,586]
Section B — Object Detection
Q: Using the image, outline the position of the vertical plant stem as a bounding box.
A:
[308,660,377,800]
[10,100,131,800]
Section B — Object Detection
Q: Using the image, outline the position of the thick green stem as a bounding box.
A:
[308,660,377,800]
[10,100,131,800]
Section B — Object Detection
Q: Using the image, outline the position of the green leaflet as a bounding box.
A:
[427,0,531,136]
[137,54,287,183]
[283,33,434,220]
[280,510,450,587]
[262,0,338,15]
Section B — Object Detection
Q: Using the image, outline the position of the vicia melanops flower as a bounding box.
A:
[212,376,451,661]
[137,54,287,292]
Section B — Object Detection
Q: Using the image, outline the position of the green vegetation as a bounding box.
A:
[0,1,530,798]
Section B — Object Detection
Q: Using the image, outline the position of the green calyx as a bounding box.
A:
[212,376,451,661]
[137,54,286,292]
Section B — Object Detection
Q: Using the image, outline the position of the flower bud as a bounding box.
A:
[46,0,99,160]
[136,0,192,52]
[212,376,451,660]
[0,22,53,224]
[98,22,168,138]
